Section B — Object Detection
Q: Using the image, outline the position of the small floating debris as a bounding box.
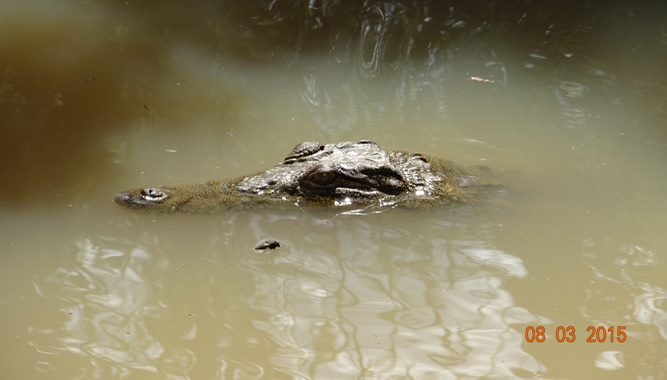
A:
[469,76,495,83]
[254,240,281,253]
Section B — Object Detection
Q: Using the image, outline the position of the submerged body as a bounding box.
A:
[115,140,494,214]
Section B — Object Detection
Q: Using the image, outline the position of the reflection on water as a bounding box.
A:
[581,238,667,376]
[30,236,175,377]
[2,0,667,378]
[239,213,535,378]
[30,210,545,378]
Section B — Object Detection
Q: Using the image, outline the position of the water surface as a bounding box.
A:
[1,0,666,379]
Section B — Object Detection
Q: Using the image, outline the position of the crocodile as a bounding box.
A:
[114,140,495,214]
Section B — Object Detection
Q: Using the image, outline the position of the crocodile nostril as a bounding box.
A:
[140,187,167,202]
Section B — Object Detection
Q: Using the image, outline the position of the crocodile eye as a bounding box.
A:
[309,171,336,185]
[140,187,167,202]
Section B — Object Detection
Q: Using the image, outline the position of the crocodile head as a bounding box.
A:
[115,140,469,213]
[236,140,418,205]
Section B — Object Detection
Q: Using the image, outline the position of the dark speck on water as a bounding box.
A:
[254,240,281,253]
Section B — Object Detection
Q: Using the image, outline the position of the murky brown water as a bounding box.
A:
[2,0,667,379]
